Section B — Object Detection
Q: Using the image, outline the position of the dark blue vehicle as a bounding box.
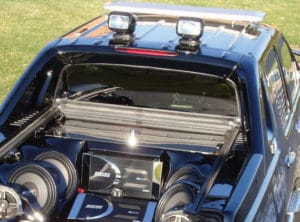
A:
[0,2,299,221]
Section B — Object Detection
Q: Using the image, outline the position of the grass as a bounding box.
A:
[0,0,299,102]
[0,0,103,101]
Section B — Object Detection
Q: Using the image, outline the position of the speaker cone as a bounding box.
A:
[35,151,78,200]
[8,163,58,216]
[155,182,196,222]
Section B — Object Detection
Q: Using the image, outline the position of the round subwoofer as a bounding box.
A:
[155,182,196,222]
[164,164,209,190]
[8,163,57,216]
[35,151,78,200]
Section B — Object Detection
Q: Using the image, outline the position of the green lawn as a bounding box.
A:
[0,0,299,102]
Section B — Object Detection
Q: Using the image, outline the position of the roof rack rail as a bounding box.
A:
[104,1,265,23]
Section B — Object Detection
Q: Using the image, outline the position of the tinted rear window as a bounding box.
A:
[62,64,238,116]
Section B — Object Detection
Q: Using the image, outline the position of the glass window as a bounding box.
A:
[265,50,289,128]
[62,64,238,116]
[9,71,52,118]
[279,42,299,104]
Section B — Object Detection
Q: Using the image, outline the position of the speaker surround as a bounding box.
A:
[35,151,78,200]
[164,164,207,190]
[155,163,210,222]
[155,182,197,222]
[7,163,58,216]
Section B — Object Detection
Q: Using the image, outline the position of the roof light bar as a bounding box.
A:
[105,1,265,23]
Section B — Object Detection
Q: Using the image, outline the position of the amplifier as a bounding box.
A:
[81,152,163,199]
[67,193,156,222]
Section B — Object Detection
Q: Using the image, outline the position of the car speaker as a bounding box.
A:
[35,151,78,200]
[0,185,23,220]
[7,163,58,216]
[161,209,223,222]
[155,182,198,222]
[159,209,194,222]
[164,164,209,190]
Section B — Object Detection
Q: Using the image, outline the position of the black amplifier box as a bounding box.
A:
[81,152,163,200]
[67,193,156,222]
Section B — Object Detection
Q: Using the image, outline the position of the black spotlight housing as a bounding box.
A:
[108,11,136,44]
[176,17,205,51]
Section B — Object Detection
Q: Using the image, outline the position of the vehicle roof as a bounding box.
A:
[54,2,278,65]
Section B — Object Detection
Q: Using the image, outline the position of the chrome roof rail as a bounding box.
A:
[104,1,265,23]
